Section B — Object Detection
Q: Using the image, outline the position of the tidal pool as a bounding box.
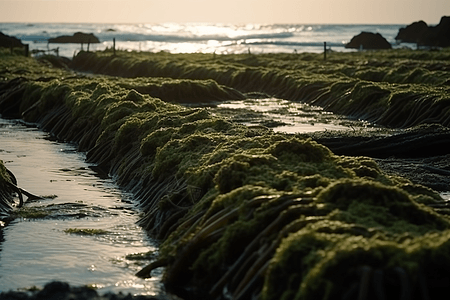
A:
[203,98,378,133]
[0,118,163,296]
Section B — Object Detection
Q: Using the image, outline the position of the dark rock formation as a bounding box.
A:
[0,32,25,48]
[345,32,392,50]
[396,16,450,47]
[48,32,100,44]
[395,20,429,44]
[422,16,450,47]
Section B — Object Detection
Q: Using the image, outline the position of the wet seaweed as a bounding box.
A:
[64,228,109,235]
[71,49,450,128]
[0,160,16,215]
[1,50,450,300]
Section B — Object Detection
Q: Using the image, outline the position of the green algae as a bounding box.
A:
[2,51,450,299]
[0,50,72,81]
[13,207,49,219]
[64,228,109,235]
[71,49,450,128]
[0,160,15,214]
[0,160,10,183]
[125,251,156,261]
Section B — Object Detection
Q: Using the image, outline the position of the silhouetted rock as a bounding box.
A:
[422,16,450,47]
[396,16,450,47]
[48,32,100,44]
[345,32,392,50]
[395,20,429,43]
[0,32,25,48]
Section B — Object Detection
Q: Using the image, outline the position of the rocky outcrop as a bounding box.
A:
[396,16,450,47]
[395,20,429,44]
[345,32,392,50]
[422,16,450,47]
[48,32,100,44]
[0,32,25,48]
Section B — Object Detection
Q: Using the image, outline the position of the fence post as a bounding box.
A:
[113,38,116,56]
[24,44,29,57]
[324,42,327,61]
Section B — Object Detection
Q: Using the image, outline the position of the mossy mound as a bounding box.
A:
[71,49,450,128]
[1,51,450,300]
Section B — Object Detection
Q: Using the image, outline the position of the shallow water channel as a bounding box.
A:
[0,118,163,296]
[202,98,376,133]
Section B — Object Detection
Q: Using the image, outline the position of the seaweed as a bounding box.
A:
[70,49,450,128]
[1,50,450,300]
[0,160,15,215]
[63,228,109,235]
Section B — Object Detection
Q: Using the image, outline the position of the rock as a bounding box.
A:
[0,32,25,48]
[48,32,100,44]
[422,16,450,47]
[345,32,392,50]
[396,16,450,47]
[395,20,429,43]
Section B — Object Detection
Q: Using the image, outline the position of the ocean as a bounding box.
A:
[1,23,409,58]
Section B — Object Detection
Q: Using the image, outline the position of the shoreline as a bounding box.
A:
[1,49,450,299]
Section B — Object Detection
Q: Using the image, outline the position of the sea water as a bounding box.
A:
[0,23,408,57]
[0,118,163,295]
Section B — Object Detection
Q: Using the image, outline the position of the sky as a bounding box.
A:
[0,0,448,24]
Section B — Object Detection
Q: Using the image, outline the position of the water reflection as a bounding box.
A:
[203,98,378,133]
[0,118,162,295]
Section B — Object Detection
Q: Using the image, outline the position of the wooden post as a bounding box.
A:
[113,38,116,56]
[87,41,90,52]
[24,44,29,57]
[324,42,327,61]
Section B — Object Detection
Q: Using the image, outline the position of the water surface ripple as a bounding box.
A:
[0,118,162,296]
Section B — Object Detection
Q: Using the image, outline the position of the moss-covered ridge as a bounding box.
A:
[72,49,450,128]
[1,52,450,299]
